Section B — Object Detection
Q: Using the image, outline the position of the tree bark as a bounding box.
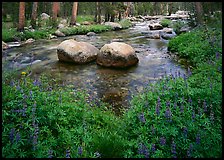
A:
[195,2,204,25]
[70,2,78,25]
[52,2,59,27]
[18,2,25,31]
[124,2,130,18]
[31,2,38,29]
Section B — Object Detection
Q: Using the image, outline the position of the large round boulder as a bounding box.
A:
[97,42,139,68]
[104,22,122,30]
[57,39,99,64]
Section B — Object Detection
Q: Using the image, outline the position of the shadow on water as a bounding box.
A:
[3,22,187,116]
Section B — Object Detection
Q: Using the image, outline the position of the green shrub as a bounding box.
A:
[171,21,185,35]
[119,19,132,29]
[160,18,172,27]
[168,28,222,66]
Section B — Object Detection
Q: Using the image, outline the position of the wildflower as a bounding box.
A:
[33,79,41,86]
[187,144,193,158]
[192,110,195,122]
[138,143,149,158]
[166,101,170,107]
[48,150,53,158]
[160,137,166,146]
[21,71,26,75]
[66,149,70,158]
[187,67,192,76]
[183,127,188,138]
[156,105,160,116]
[173,102,177,109]
[196,134,200,144]
[178,71,181,77]
[139,112,146,123]
[203,100,207,112]
[216,52,220,59]
[151,144,156,152]
[188,98,192,106]
[218,66,221,72]
[16,132,21,143]
[94,152,101,158]
[171,140,177,156]
[10,80,15,87]
[165,108,172,122]
[78,146,83,156]
[9,128,15,143]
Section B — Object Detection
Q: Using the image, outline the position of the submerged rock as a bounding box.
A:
[149,23,163,30]
[97,42,139,68]
[57,39,99,64]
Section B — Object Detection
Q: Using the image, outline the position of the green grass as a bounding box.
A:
[76,15,95,23]
[160,18,172,27]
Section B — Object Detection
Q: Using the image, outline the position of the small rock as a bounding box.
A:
[55,30,65,37]
[81,21,92,25]
[86,32,96,36]
[25,38,35,44]
[2,41,8,50]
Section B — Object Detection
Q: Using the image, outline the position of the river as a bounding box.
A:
[2,21,187,115]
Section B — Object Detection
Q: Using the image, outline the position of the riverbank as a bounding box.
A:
[2,19,132,43]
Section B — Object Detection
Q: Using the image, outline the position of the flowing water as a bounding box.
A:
[2,21,187,115]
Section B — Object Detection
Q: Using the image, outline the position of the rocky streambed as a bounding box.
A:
[2,20,187,115]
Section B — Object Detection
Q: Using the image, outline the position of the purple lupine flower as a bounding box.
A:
[175,71,178,78]
[203,100,207,112]
[144,101,149,108]
[16,85,21,91]
[187,67,192,76]
[78,146,83,155]
[30,90,33,99]
[138,143,149,158]
[10,80,15,87]
[171,140,177,156]
[196,134,200,144]
[198,99,201,105]
[33,125,39,150]
[154,73,156,79]
[156,105,160,116]
[160,137,166,146]
[59,94,62,104]
[16,132,21,143]
[94,152,101,158]
[216,52,220,59]
[166,101,170,107]
[198,107,201,116]
[188,98,192,106]
[192,110,195,122]
[165,108,172,122]
[22,104,27,117]
[9,128,15,143]
[178,71,181,78]
[48,150,53,158]
[173,102,177,109]
[218,66,221,72]
[187,144,193,158]
[139,112,146,123]
[183,127,188,138]
[66,149,70,158]
[33,79,40,86]
[151,144,156,152]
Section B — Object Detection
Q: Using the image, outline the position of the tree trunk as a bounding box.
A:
[124,2,130,18]
[98,2,101,24]
[31,2,38,29]
[18,2,25,31]
[52,2,59,27]
[195,2,204,25]
[94,2,98,22]
[168,2,173,16]
[70,2,78,25]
